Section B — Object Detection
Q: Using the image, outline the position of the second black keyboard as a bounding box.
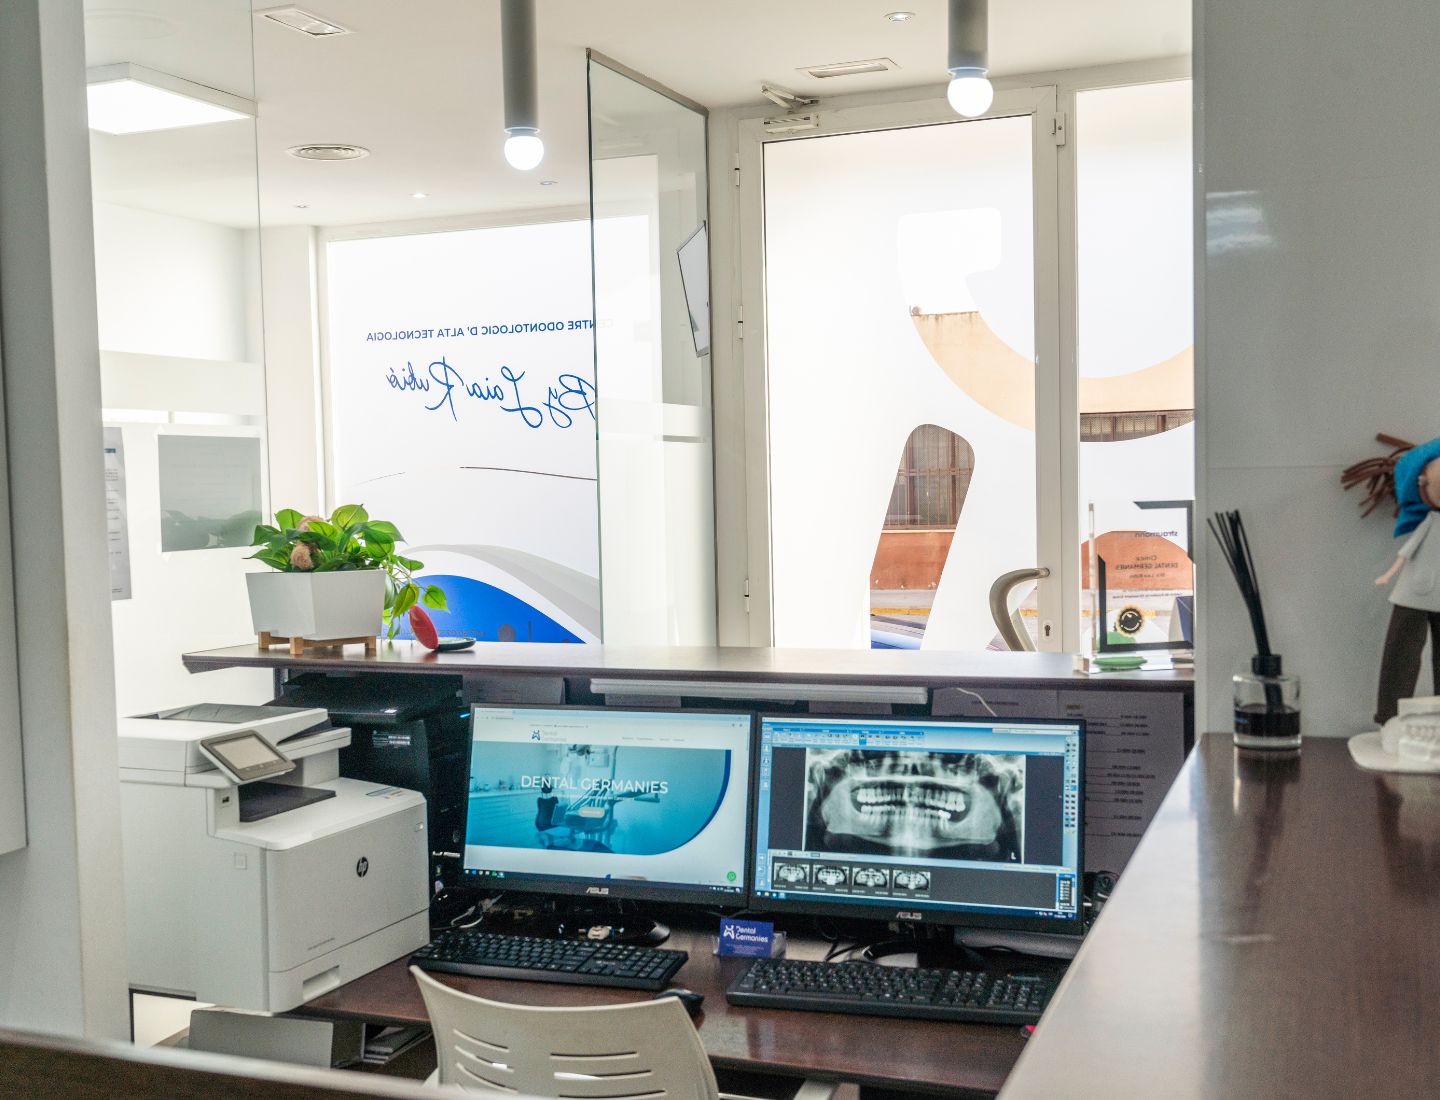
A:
[726,957,1058,1025]
[410,929,688,991]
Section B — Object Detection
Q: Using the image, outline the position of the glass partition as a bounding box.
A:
[587,55,716,645]
[762,114,1041,651]
[1075,80,1195,651]
[84,0,270,713]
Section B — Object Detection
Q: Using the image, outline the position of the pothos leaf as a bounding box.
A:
[330,503,369,528]
[390,582,420,618]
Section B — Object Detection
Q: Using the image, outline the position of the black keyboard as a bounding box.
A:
[410,930,688,991]
[726,958,1058,1025]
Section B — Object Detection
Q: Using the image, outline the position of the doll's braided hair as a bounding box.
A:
[1341,434,1415,517]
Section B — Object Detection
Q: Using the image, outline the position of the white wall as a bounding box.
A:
[94,203,253,363]
[0,0,129,1038]
[261,225,325,511]
[1196,0,1440,734]
[105,425,273,716]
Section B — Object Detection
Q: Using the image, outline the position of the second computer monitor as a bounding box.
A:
[462,706,752,906]
[752,714,1084,935]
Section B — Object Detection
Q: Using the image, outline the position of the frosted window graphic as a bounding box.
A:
[765,118,1036,650]
[326,223,600,644]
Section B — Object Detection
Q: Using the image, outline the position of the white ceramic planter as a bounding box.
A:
[245,569,385,641]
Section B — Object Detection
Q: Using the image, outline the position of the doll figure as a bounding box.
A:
[1373,438,1440,724]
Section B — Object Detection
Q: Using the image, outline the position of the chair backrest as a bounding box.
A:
[411,967,719,1100]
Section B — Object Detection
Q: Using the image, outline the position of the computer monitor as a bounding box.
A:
[462,706,753,905]
[751,714,1084,935]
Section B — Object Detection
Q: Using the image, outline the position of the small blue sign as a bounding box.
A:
[718,918,777,958]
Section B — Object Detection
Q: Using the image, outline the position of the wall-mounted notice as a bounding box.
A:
[104,426,131,601]
[325,222,599,643]
[932,686,1187,874]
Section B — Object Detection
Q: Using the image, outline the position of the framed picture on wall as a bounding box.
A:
[156,433,264,552]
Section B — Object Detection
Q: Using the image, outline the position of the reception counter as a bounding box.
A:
[184,642,1192,875]
[1000,735,1440,1098]
[182,641,1192,693]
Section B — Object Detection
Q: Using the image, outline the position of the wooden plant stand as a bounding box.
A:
[258,632,378,657]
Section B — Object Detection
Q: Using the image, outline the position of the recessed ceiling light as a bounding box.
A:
[288,143,369,161]
[256,6,351,37]
[539,180,557,186]
[885,11,915,22]
[86,63,254,135]
[411,191,428,199]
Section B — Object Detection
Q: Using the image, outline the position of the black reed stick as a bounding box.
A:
[1208,510,1289,723]
[1208,510,1273,659]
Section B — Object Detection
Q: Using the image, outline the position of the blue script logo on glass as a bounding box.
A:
[386,357,596,429]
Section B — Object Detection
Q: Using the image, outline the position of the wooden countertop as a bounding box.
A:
[294,927,1028,1097]
[183,641,1193,692]
[1000,735,1440,1099]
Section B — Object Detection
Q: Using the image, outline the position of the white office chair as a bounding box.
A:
[411,967,837,1100]
[412,965,719,1100]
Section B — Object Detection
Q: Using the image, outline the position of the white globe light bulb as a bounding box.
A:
[947,75,994,117]
[504,132,545,171]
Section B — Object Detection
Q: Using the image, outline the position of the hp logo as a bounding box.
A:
[356,857,370,878]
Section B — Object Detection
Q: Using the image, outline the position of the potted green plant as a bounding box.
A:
[246,505,446,651]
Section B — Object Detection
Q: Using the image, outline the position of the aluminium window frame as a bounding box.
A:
[721,57,1192,653]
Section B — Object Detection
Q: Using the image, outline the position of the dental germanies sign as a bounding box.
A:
[325,221,602,643]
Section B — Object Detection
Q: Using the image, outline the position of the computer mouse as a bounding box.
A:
[653,988,704,1015]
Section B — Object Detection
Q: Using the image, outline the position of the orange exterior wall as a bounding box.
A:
[871,529,956,590]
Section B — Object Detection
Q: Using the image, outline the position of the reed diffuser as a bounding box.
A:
[1208,510,1301,749]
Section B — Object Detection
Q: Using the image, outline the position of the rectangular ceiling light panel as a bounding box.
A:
[256,6,352,37]
[799,57,900,79]
[86,63,256,135]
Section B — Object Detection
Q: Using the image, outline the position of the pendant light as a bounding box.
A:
[947,0,994,118]
[501,0,544,170]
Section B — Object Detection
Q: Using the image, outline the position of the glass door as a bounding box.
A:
[745,89,1063,651]
[587,53,716,646]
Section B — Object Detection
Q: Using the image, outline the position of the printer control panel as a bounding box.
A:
[197,730,296,785]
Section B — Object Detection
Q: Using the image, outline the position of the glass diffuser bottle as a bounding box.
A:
[1210,511,1299,750]
[1233,653,1301,750]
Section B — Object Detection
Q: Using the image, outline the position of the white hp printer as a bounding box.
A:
[117,703,429,1013]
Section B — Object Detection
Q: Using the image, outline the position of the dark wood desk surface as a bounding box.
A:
[183,641,1192,693]
[294,929,1026,1098]
[1000,735,1440,1099]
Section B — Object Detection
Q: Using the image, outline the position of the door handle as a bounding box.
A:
[989,567,1051,652]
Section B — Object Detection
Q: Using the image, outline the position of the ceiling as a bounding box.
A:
[84,0,1190,229]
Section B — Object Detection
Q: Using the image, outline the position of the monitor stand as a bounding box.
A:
[552,908,670,947]
[862,936,991,971]
[487,897,672,946]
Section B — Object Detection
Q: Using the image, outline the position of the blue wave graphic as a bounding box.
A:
[396,573,582,643]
